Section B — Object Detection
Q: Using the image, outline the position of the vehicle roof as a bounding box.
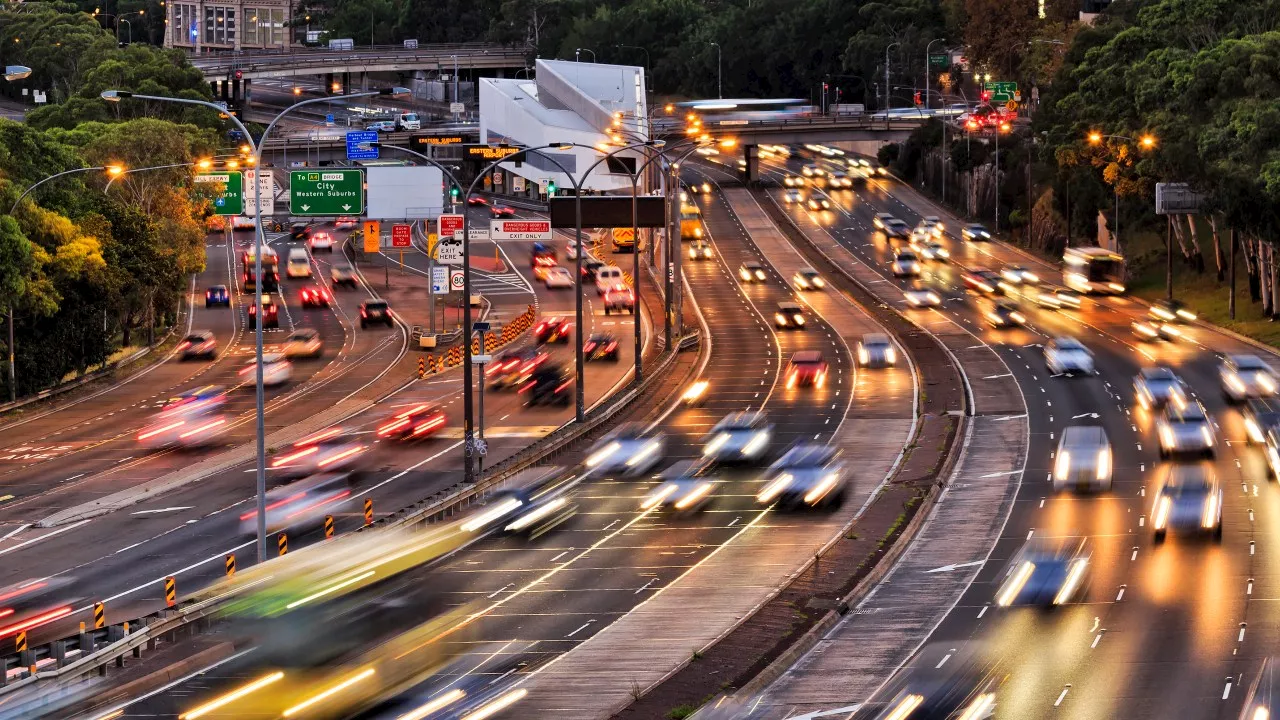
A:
[895,252,917,260]
[743,260,764,268]
[186,331,213,339]
[778,301,803,311]
[261,352,287,363]
[288,328,318,338]
[548,266,572,274]
[1060,425,1108,446]
[773,443,836,468]
[588,332,616,341]
[1053,337,1086,350]
[1165,400,1208,421]
[965,223,988,229]
[799,266,819,274]
[362,299,389,307]
[1141,367,1178,381]
[713,410,766,430]
[209,284,227,290]
[1163,464,1213,490]
[862,333,890,345]
[1231,354,1270,370]
[790,350,825,363]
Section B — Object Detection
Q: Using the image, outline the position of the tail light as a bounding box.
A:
[584,342,597,352]
[378,418,411,436]
[296,427,343,446]
[605,342,617,352]
[177,342,190,350]
[555,379,574,393]
[272,444,320,467]
[240,491,306,521]
[360,310,367,317]
[138,420,185,441]
[317,445,365,468]
[0,606,73,639]
[412,415,446,435]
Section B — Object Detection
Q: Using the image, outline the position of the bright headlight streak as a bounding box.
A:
[1200,425,1214,447]
[138,420,185,441]
[804,474,840,505]
[179,671,285,719]
[626,440,662,467]
[1203,492,1219,529]
[285,570,376,610]
[1109,282,1125,292]
[996,561,1036,607]
[957,693,997,720]
[1054,450,1071,481]
[462,688,529,720]
[1054,558,1088,605]
[858,347,870,365]
[883,694,924,720]
[642,483,679,509]
[1269,447,1280,477]
[397,689,466,720]
[1259,374,1278,393]
[703,432,731,457]
[1159,425,1175,450]
[1096,448,1111,481]
[742,431,770,457]
[586,442,621,468]
[1251,706,1269,720]
[178,418,226,439]
[683,380,709,402]
[675,482,713,510]
[1247,418,1264,443]
[757,474,793,503]
[282,667,375,717]
[505,498,568,532]
[461,497,523,532]
[1226,374,1247,394]
[885,347,897,365]
[1153,496,1172,530]
[1177,308,1196,321]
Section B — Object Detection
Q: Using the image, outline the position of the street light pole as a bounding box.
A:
[575,48,596,62]
[615,45,651,93]
[885,42,900,113]
[924,39,944,108]
[709,42,722,98]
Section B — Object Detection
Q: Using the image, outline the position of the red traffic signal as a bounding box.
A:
[913,91,922,106]
[234,70,243,80]
[980,90,991,102]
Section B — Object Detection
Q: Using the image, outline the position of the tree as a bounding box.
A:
[964,0,1037,79]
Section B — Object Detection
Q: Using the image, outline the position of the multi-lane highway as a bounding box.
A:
[733,149,1280,719]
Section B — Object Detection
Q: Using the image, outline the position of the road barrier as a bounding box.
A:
[277,532,288,556]
[164,577,176,608]
[363,498,373,526]
[14,634,25,654]
[417,357,426,379]
[225,554,235,578]
[325,514,335,539]
[93,603,104,630]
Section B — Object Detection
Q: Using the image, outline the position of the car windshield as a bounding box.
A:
[1236,357,1270,371]
[365,302,388,311]
[289,330,317,340]
[897,253,917,262]
[1168,404,1207,422]
[184,334,207,343]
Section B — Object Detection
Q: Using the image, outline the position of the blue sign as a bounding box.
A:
[346,130,379,161]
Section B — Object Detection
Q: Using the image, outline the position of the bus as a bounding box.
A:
[670,99,813,126]
[1064,247,1125,294]
[242,246,279,293]
[679,203,703,241]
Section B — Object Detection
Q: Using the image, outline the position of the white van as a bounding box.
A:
[595,265,624,294]
[396,112,421,131]
[286,247,312,278]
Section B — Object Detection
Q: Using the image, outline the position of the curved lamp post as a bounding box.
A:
[101,86,407,563]
[1086,131,1156,254]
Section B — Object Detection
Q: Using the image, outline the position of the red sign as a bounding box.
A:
[391,224,412,248]
[497,220,550,234]
[438,213,464,238]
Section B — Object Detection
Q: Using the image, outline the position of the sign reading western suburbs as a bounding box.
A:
[490,219,551,241]
[195,171,243,216]
[464,144,523,161]
[289,170,364,215]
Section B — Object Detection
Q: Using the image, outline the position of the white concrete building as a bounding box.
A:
[479,59,648,194]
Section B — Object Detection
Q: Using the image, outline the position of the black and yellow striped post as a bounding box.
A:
[363,498,373,526]
[417,357,426,378]
[164,576,176,608]
[93,602,105,629]
[324,514,335,539]
[225,553,236,578]
[15,632,26,653]
[277,532,288,556]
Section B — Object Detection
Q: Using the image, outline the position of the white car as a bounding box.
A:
[241,352,293,387]
[890,252,921,277]
[921,216,945,234]
[703,411,772,463]
[282,328,323,359]
[912,240,949,261]
[910,227,933,245]
[565,240,584,260]
[309,233,335,252]
[1221,354,1279,403]
[1053,425,1112,492]
[1001,265,1040,285]
[640,461,715,513]
[1045,337,1094,376]
[783,189,804,203]
[584,425,667,477]
[1156,399,1216,458]
[793,267,824,290]
[756,444,846,508]
[544,266,574,289]
[903,282,941,308]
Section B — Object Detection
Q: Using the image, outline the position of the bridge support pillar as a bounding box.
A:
[743,144,760,184]
[360,72,369,92]
[342,72,352,95]
[231,76,242,104]
[209,81,218,98]
[243,79,253,109]
[218,80,229,102]
[325,72,336,94]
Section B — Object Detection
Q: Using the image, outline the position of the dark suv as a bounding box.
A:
[359,300,394,329]
[522,364,573,407]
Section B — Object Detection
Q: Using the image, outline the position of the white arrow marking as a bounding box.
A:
[983,373,1012,379]
[924,560,985,574]
[300,204,310,211]
[1072,412,1100,419]
[342,204,351,211]
[131,507,193,515]
[980,470,1022,478]
[992,414,1026,422]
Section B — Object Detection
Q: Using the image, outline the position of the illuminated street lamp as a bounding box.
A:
[1085,131,1158,252]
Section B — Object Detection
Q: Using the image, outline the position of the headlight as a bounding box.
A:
[1249,418,1266,443]
[813,277,825,287]
[1225,373,1247,394]
[703,432,731,456]
[795,277,808,288]
[927,292,940,304]
[957,693,996,720]
[757,473,793,504]
[1024,272,1039,283]
[742,430,770,457]
[1096,448,1111,480]
[1108,282,1125,292]
[1010,312,1026,324]
[1268,446,1280,476]
[1200,425,1215,447]
[1259,374,1278,393]
[996,560,1036,607]
[804,473,841,505]
[1177,308,1197,321]
[793,315,805,325]
[885,347,897,365]
[740,269,750,280]
[755,270,766,280]
[1053,558,1088,605]
[858,346,869,364]
[1054,450,1071,480]
[1152,307,1176,321]
[1202,492,1219,528]
[1153,495,1172,529]
[626,440,663,468]
[775,313,788,325]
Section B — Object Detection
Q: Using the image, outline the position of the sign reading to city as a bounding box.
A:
[490,219,551,241]
[983,81,1018,103]
[195,171,243,216]
[391,224,412,247]
[412,135,466,147]
[345,130,379,160]
[290,170,365,215]
[464,144,523,161]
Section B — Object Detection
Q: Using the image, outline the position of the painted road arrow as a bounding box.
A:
[924,560,985,574]
[1072,412,1100,419]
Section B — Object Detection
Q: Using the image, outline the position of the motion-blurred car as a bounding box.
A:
[359,299,394,328]
[985,300,1025,328]
[581,258,606,284]
[246,294,279,329]
[309,232,335,252]
[299,285,330,308]
[1221,354,1279,404]
[520,363,574,406]
[703,411,773,462]
[1238,657,1280,720]
[376,403,447,440]
[1151,464,1222,542]
[774,301,807,330]
[594,265,624,290]
[137,387,229,449]
[1242,396,1280,444]
[585,424,667,477]
[782,175,804,188]
[565,239,584,260]
[488,347,548,390]
[489,205,516,218]
[872,213,899,230]
[756,444,846,509]
[903,282,942,308]
[240,352,292,387]
[910,227,933,246]
[461,484,578,538]
[792,267,824,290]
[1150,299,1197,323]
[270,427,367,479]
[961,223,992,241]
[857,333,897,368]
[283,328,323,359]
[869,665,998,720]
[782,189,804,204]
[1034,287,1082,310]
[205,285,230,308]
[1131,319,1182,342]
[584,333,620,361]
[534,316,573,344]
[239,471,355,536]
[739,261,767,282]
[921,215,945,234]
[330,262,358,289]
[466,194,488,206]
[1044,337,1094,376]
[0,577,81,641]
[1000,265,1039,285]
[1133,366,1186,411]
[994,538,1090,607]
[913,240,950,262]
[806,196,831,211]
[178,331,217,361]
[963,269,1005,295]
[891,251,921,277]
[884,219,912,241]
[543,266,574,289]
[289,223,312,241]
[604,285,635,315]
[1053,425,1112,492]
[333,217,357,231]
[688,239,714,260]
[641,460,715,513]
[1157,398,1216,458]
[786,350,828,389]
[801,163,824,178]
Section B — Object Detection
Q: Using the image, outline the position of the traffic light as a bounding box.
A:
[913,91,922,106]
[547,179,557,195]
[449,184,460,200]
[980,90,991,103]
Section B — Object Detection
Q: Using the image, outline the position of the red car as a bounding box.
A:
[376,403,447,440]
[466,194,488,207]
[300,286,331,308]
[534,316,573,344]
[490,205,516,218]
[786,351,828,389]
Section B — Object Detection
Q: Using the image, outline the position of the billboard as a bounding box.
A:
[365,166,443,219]
[549,196,667,228]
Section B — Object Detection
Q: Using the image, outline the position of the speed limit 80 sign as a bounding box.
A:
[449,269,465,292]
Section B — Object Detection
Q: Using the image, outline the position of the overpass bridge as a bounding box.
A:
[190,43,529,81]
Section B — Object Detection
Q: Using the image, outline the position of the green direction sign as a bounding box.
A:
[289,169,365,215]
[195,171,243,216]
[929,54,949,68]
[984,81,1018,102]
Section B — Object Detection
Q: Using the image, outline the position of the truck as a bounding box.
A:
[679,203,703,241]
